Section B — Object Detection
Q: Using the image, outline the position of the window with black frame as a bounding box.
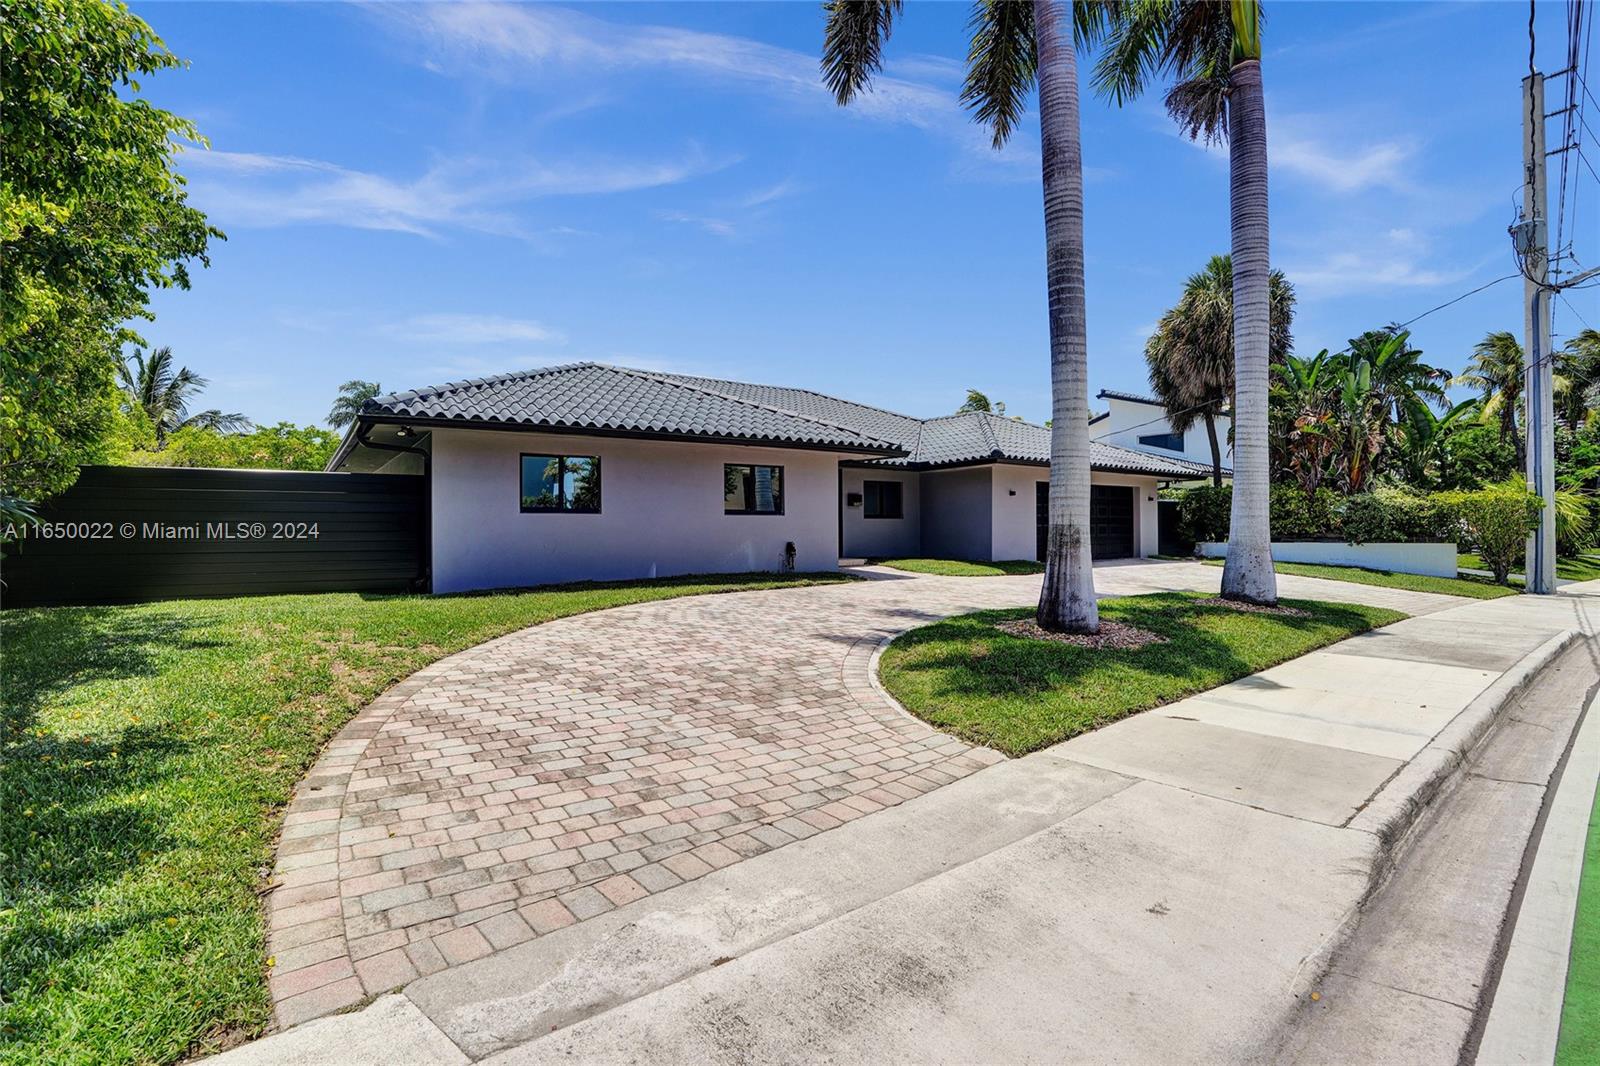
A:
[863,479,903,519]
[724,464,783,515]
[521,454,601,513]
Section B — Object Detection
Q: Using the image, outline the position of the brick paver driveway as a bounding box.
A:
[262,561,1459,1025]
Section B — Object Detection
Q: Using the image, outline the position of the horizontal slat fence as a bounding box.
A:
[2,466,427,607]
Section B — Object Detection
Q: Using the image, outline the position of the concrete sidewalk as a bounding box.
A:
[214,578,1597,1065]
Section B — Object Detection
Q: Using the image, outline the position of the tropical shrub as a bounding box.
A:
[1178,483,1232,543]
[1554,488,1595,555]
[1340,487,1456,544]
[1441,482,1543,584]
[127,423,339,471]
[1270,485,1341,540]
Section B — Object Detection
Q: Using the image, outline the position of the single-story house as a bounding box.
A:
[328,363,1221,594]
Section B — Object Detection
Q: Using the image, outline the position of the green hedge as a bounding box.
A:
[1176,483,1539,558]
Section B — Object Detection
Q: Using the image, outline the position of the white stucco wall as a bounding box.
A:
[429,428,846,593]
[839,467,920,559]
[1094,396,1232,471]
[919,466,992,561]
[990,464,1049,562]
[1198,539,1459,578]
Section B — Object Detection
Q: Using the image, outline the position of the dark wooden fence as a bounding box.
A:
[1157,498,1191,557]
[2,466,427,608]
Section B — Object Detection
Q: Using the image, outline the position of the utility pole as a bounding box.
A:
[1521,71,1557,595]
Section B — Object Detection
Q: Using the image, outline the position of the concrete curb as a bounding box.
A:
[1347,628,1581,868]
[1273,627,1582,1015]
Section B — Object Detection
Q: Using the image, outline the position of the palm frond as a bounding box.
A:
[821,0,903,105]
[179,410,253,435]
[961,0,1037,149]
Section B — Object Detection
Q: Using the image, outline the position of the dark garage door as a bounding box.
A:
[1036,482,1136,561]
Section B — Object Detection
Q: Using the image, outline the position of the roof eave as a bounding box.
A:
[356,412,908,458]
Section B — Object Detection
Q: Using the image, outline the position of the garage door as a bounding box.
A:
[1035,483,1136,561]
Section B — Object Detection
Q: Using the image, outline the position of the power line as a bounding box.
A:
[1394,273,1521,329]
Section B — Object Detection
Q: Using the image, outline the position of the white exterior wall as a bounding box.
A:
[919,466,992,561]
[1198,539,1459,578]
[839,467,921,559]
[429,428,845,594]
[1094,395,1232,471]
[990,464,1049,561]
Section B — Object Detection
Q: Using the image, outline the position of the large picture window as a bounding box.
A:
[521,454,601,513]
[724,464,783,515]
[1137,431,1184,453]
[863,480,903,519]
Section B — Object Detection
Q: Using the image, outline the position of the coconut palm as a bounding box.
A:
[1144,253,1294,485]
[822,0,1104,632]
[1456,331,1526,468]
[1088,0,1276,603]
[328,379,383,429]
[118,347,250,447]
[1558,328,1600,429]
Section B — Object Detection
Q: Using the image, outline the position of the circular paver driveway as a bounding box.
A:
[261,562,1458,1025]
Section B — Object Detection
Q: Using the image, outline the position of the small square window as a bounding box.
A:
[521,454,601,513]
[724,464,784,515]
[863,480,903,519]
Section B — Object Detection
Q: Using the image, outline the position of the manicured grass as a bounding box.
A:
[1557,776,1600,1066]
[877,591,1404,756]
[1202,558,1519,599]
[0,571,852,1065]
[1458,552,1600,584]
[874,558,1045,577]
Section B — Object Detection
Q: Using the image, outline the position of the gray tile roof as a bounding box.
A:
[1096,388,1163,406]
[350,362,1221,478]
[361,363,904,455]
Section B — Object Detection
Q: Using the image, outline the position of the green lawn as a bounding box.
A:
[873,558,1045,577]
[1557,776,1600,1066]
[0,571,851,1065]
[877,591,1404,756]
[1458,552,1600,584]
[1202,558,1519,599]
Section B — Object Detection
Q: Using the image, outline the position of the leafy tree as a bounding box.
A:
[1145,253,1294,485]
[118,346,250,445]
[1347,326,1451,425]
[1456,331,1527,467]
[328,379,383,429]
[1442,481,1542,585]
[2,0,220,511]
[1089,0,1278,605]
[1271,350,1338,499]
[129,423,339,471]
[822,0,1106,632]
[1434,422,1518,490]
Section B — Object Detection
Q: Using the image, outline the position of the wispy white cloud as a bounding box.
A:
[657,210,740,239]
[180,146,730,237]
[374,2,1035,177]
[740,179,804,209]
[1272,129,1415,194]
[1282,227,1472,297]
[389,313,565,345]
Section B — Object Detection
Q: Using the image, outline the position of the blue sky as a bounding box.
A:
[133,0,1599,429]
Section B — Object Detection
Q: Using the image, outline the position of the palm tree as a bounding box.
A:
[822,0,1102,632]
[1144,253,1294,485]
[328,379,382,429]
[1088,0,1277,604]
[1557,328,1599,429]
[1456,331,1526,468]
[119,347,250,447]
[1347,327,1451,424]
[957,388,995,415]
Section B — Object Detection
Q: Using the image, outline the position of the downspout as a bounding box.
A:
[355,419,433,593]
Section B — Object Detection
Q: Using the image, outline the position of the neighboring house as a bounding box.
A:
[1091,388,1233,475]
[329,363,1220,594]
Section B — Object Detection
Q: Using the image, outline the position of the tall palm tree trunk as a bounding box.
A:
[1203,409,1223,487]
[1033,0,1098,633]
[1220,57,1277,605]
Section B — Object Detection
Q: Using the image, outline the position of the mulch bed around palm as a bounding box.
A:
[995,618,1167,649]
[1194,596,1310,617]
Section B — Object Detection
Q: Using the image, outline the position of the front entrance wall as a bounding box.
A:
[430,428,846,593]
[839,468,921,559]
[918,466,993,560]
[1090,472,1160,558]
[993,465,1159,562]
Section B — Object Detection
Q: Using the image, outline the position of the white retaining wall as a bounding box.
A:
[1198,540,1459,578]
